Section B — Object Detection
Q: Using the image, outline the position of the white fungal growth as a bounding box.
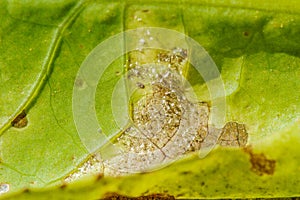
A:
[69,26,248,180]
[0,183,9,195]
[67,46,247,180]
[67,49,211,179]
[65,155,103,182]
[102,63,208,175]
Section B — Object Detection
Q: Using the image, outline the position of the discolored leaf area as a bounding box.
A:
[0,0,299,199]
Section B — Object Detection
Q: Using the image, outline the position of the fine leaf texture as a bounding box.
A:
[0,0,299,199]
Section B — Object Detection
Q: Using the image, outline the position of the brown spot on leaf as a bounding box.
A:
[218,122,248,147]
[11,110,28,128]
[75,78,84,87]
[103,193,175,200]
[243,31,249,37]
[244,147,276,176]
[23,188,30,193]
[60,183,67,189]
[95,173,104,181]
[180,171,192,175]
[115,71,121,76]
[136,82,145,89]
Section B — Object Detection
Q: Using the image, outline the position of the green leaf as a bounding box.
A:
[0,0,299,199]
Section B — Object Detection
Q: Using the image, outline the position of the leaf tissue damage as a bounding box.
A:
[244,147,276,176]
[11,110,28,128]
[65,47,248,180]
[218,122,248,147]
[0,0,299,198]
[103,193,175,200]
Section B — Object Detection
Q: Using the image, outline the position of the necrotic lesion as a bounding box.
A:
[11,110,28,128]
[102,62,206,175]
[217,122,248,147]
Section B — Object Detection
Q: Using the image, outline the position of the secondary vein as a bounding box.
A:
[0,0,88,135]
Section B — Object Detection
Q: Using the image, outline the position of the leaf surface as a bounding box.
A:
[0,0,299,199]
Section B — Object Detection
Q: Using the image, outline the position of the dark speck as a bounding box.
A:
[96,173,104,181]
[75,78,84,88]
[11,110,28,128]
[23,188,30,193]
[181,171,192,175]
[243,31,249,37]
[60,183,67,189]
[136,82,145,89]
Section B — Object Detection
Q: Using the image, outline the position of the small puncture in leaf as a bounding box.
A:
[136,82,145,89]
[11,110,28,128]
